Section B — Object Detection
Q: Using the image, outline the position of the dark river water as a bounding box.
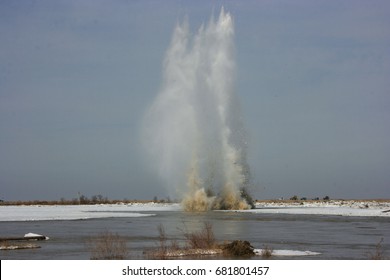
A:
[1,210,389,260]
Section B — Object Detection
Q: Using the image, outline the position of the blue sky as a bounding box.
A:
[1,0,389,201]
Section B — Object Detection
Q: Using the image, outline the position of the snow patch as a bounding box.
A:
[24,233,49,240]
[254,249,321,257]
[0,204,175,221]
[247,201,390,217]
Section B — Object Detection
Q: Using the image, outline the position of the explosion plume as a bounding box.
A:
[143,8,253,211]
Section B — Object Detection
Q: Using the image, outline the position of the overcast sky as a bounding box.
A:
[1,0,389,201]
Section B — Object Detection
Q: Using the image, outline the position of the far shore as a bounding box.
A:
[1,198,389,206]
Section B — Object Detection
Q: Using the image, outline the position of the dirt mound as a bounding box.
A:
[222,240,255,257]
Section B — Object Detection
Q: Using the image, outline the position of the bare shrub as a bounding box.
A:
[368,238,385,260]
[156,224,168,259]
[89,231,128,260]
[147,224,173,259]
[148,222,218,259]
[170,240,181,251]
[184,222,216,249]
[147,222,260,259]
[261,245,273,258]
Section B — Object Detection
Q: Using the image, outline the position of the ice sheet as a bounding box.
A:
[248,200,390,217]
[0,203,180,221]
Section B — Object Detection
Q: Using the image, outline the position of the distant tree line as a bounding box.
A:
[289,195,330,201]
[0,194,160,206]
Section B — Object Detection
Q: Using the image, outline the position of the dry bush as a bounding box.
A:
[154,224,168,259]
[148,222,218,259]
[147,224,176,259]
[148,222,259,259]
[368,238,386,260]
[184,222,216,249]
[261,245,273,258]
[89,231,128,260]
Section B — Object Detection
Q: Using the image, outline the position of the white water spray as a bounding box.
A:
[143,8,252,211]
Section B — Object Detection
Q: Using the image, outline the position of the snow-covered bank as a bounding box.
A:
[1,200,389,221]
[0,243,40,250]
[155,248,321,258]
[0,203,180,221]
[249,200,390,217]
[254,249,321,257]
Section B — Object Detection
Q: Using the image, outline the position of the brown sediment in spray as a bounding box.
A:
[182,163,250,211]
[181,123,251,211]
[182,158,216,211]
[182,187,250,212]
[182,188,214,212]
[182,156,212,211]
[212,187,250,210]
